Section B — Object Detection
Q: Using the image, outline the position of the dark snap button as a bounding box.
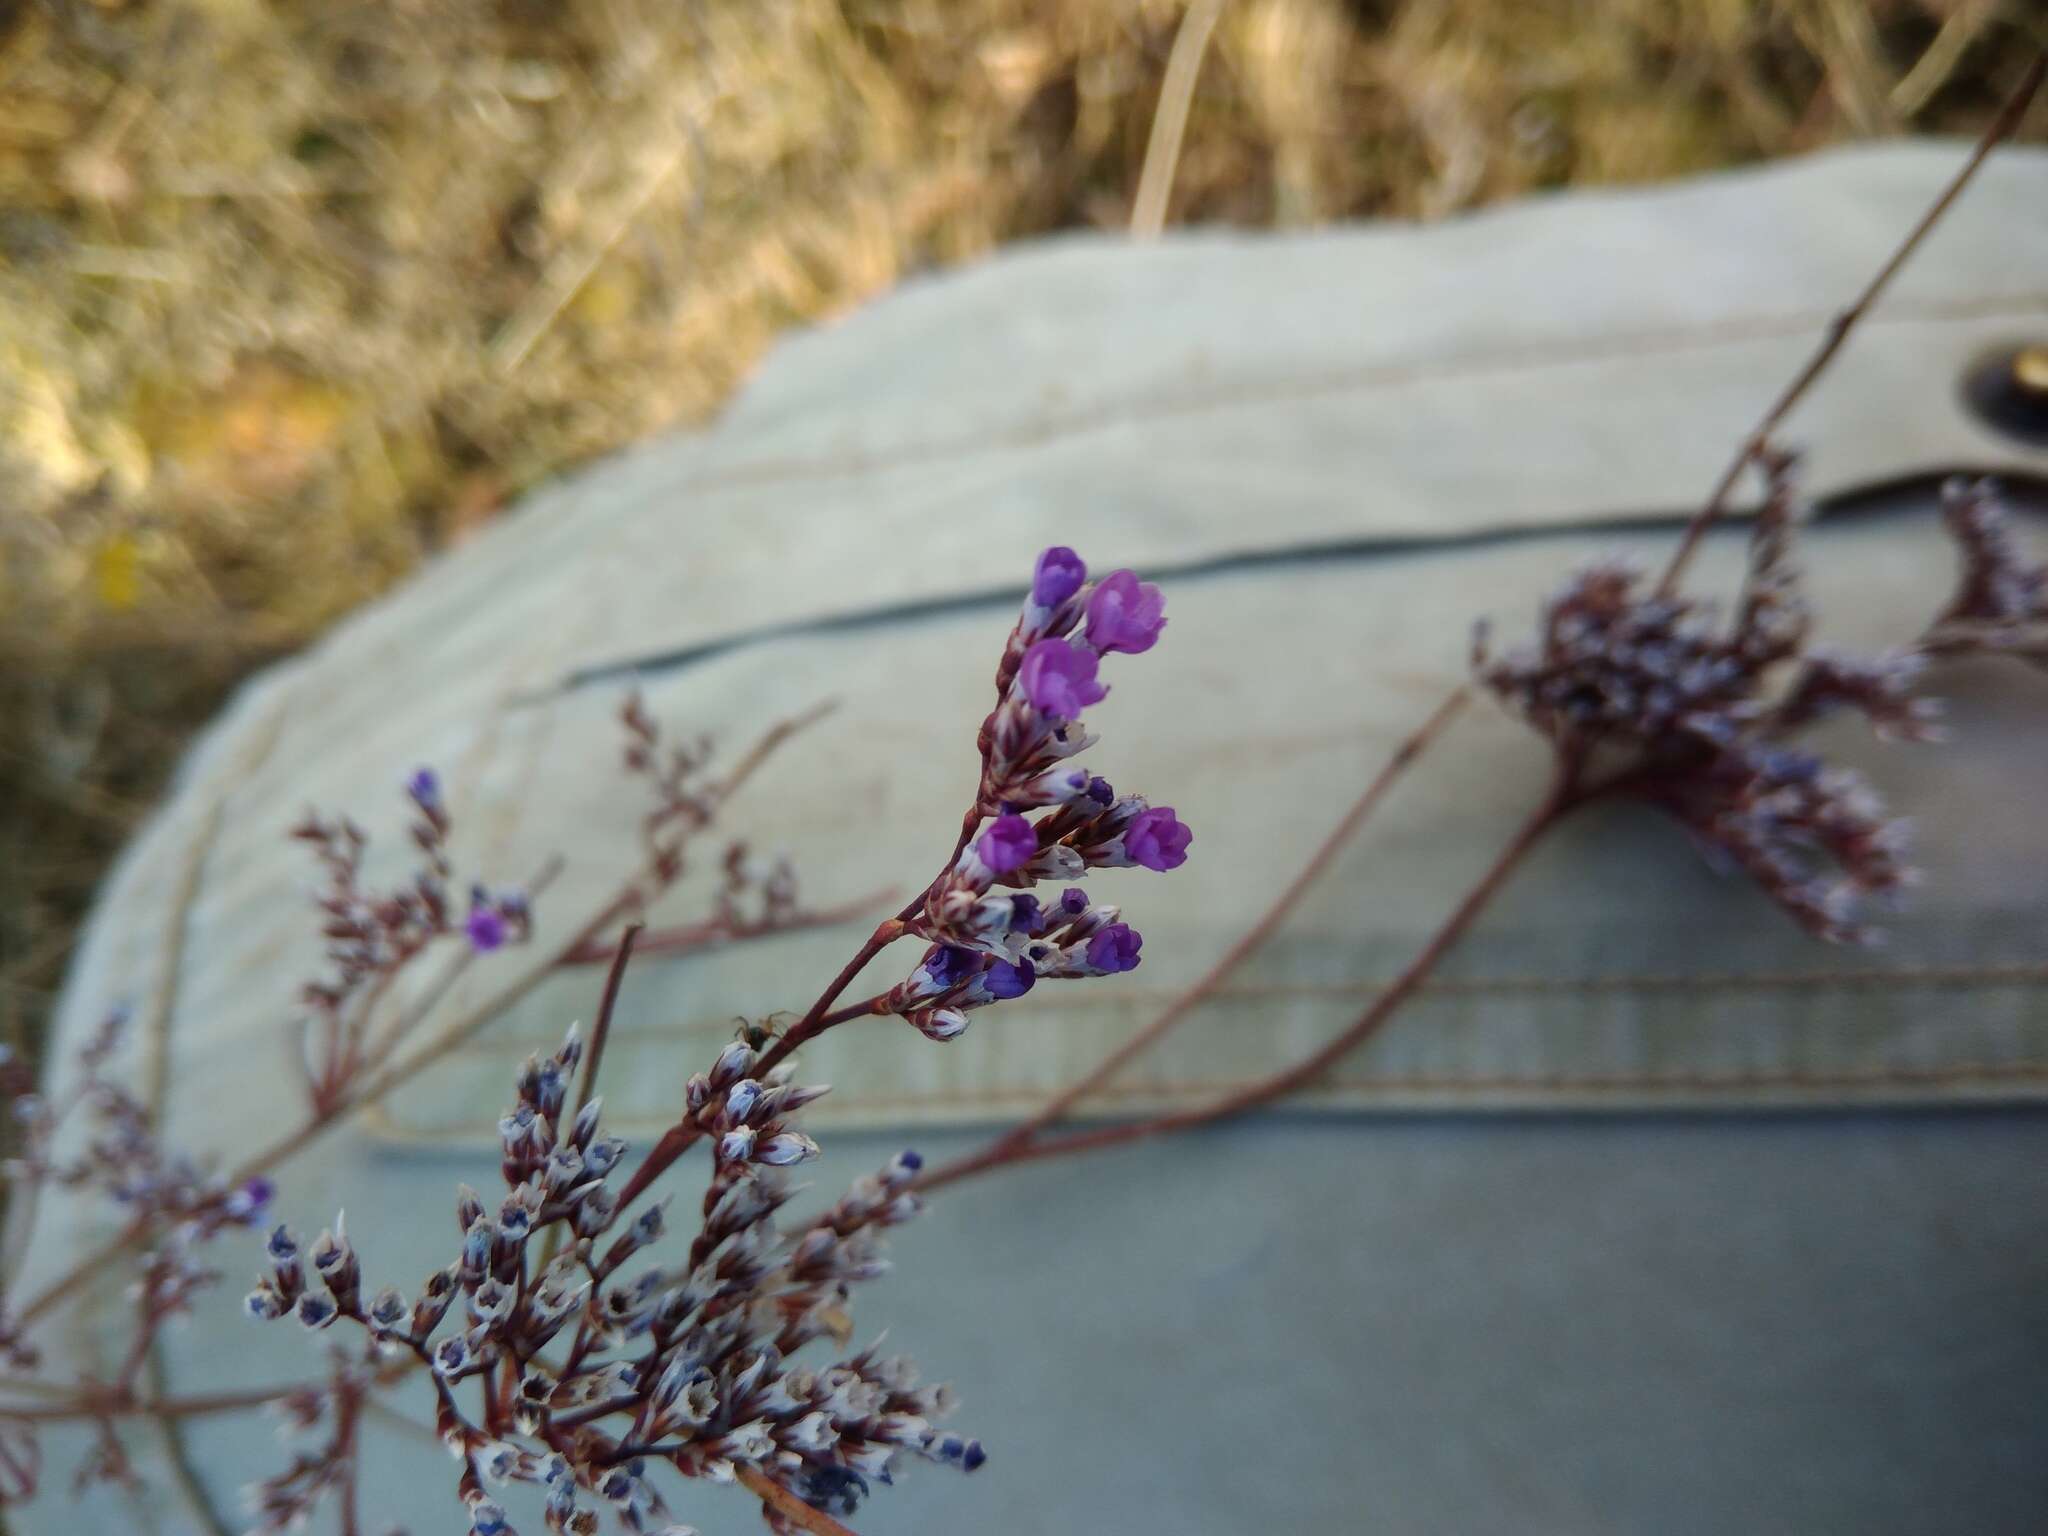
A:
[1963,343,2048,446]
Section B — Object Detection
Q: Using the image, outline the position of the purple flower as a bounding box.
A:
[466,907,508,952]
[923,945,976,992]
[1086,775,1115,806]
[1086,923,1143,974]
[228,1176,276,1224]
[1010,894,1042,933]
[983,959,1036,1000]
[1125,806,1193,871]
[1033,546,1087,608]
[1085,570,1167,655]
[1059,887,1090,916]
[407,766,441,806]
[1018,639,1108,718]
[978,814,1038,874]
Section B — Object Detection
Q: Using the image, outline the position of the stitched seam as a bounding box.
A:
[801,1060,2048,1113]
[428,961,2048,1063]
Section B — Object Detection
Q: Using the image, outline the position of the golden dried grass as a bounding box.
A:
[0,0,2041,1052]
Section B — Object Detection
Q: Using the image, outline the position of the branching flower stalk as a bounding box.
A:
[0,546,1195,1532]
[614,548,1192,1212]
[0,50,2039,1535]
[919,57,2046,1188]
[0,696,868,1483]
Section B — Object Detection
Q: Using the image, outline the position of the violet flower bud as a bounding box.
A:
[1017,639,1107,719]
[1032,546,1087,608]
[1014,764,1093,808]
[929,945,975,991]
[1124,806,1193,871]
[725,1079,764,1123]
[757,1132,820,1166]
[226,1176,275,1225]
[466,907,508,952]
[981,959,1036,1001]
[977,814,1037,875]
[709,1039,756,1090]
[1085,923,1143,974]
[917,1008,970,1042]
[1084,569,1166,654]
[1009,894,1042,934]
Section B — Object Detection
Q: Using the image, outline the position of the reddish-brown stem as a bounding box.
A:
[919,772,1571,1191]
[955,687,1472,1174]
[534,924,643,1272]
[333,1379,363,1536]
[813,993,890,1031]
[0,1382,304,1422]
[578,923,642,1119]
[737,1463,864,1536]
[611,1121,704,1213]
[11,705,822,1331]
[620,815,981,1212]
[752,912,912,1079]
[554,889,893,966]
[1658,52,2045,596]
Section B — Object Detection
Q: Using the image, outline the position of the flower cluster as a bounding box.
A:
[244,1354,370,1533]
[713,842,801,935]
[249,1025,978,1534]
[621,693,730,885]
[1927,476,2048,657]
[5,1008,274,1258]
[291,769,532,1103]
[890,548,1191,1040]
[1477,454,1928,944]
[0,1008,274,1503]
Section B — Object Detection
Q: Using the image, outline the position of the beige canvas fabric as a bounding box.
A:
[34,143,2048,1154]
[9,142,2048,1534]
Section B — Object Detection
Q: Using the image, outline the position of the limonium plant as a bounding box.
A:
[0,62,2039,1536]
[0,546,1193,1536]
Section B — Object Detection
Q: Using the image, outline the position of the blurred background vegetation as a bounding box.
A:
[2,0,2043,1060]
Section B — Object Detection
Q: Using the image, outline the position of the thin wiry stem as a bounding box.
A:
[926,686,1472,1185]
[0,1383,303,1422]
[11,707,832,1331]
[919,771,1571,1191]
[736,1463,865,1536]
[1658,51,2044,595]
[535,923,642,1273]
[553,889,892,965]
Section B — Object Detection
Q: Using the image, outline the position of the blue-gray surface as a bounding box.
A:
[832,1109,2048,1534]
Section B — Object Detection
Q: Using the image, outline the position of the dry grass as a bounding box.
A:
[1,0,2043,1057]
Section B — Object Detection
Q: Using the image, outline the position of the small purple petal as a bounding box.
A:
[1086,775,1115,806]
[230,1176,276,1223]
[983,960,1036,1001]
[978,814,1038,875]
[1010,893,1042,933]
[1125,806,1193,872]
[407,767,441,806]
[922,945,976,992]
[1018,639,1108,719]
[466,908,508,952]
[1086,923,1143,974]
[1032,546,1087,608]
[1059,887,1090,916]
[1084,570,1167,655]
